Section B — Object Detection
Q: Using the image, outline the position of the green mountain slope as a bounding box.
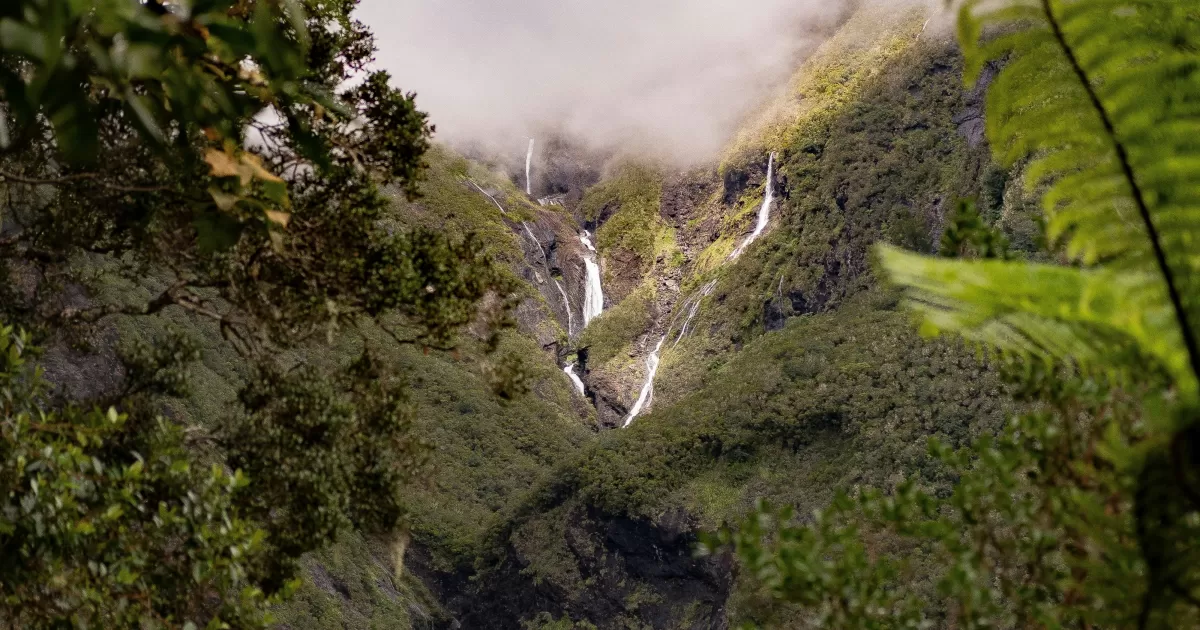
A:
[71,6,1043,628]
[416,6,1043,628]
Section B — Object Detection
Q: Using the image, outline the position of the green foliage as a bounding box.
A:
[938,199,1009,259]
[0,325,280,628]
[221,355,424,592]
[523,612,599,630]
[481,294,1007,627]
[569,298,1007,520]
[719,2,1200,626]
[0,0,315,161]
[711,365,1168,628]
[659,33,998,399]
[578,285,653,367]
[885,0,1200,394]
[723,7,927,170]
[581,163,664,281]
[272,532,447,630]
[0,1,517,626]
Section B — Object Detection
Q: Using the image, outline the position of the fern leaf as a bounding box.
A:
[880,246,1190,393]
[881,0,1200,398]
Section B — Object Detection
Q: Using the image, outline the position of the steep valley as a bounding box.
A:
[262,6,1046,628]
[26,5,1042,629]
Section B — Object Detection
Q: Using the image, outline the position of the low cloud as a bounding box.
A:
[355,0,857,166]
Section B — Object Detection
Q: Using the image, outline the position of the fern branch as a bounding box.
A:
[1040,0,1200,387]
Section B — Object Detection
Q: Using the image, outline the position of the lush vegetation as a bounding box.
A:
[714,1,1200,627]
[4,1,1192,628]
[657,12,1027,410]
[0,0,517,626]
[580,163,670,298]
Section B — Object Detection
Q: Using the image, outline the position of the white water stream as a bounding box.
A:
[520,221,576,336]
[581,232,605,326]
[469,179,578,335]
[624,153,776,426]
[729,152,776,261]
[579,231,597,252]
[525,139,535,195]
[582,258,604,326]
[623,335,666,427]
[674,279,718,347]
[470,179,508,216]
[555,279,575,337]
[564,364,586,396]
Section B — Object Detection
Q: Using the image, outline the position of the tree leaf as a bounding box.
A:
[204,148,241,179]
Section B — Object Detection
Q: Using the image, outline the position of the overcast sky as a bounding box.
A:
[354,0,852,164]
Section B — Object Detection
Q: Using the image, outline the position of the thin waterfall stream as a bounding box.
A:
[623,336,665,427]
[729,152,776,261]
[623,152,776,427]
[469,178,575,336]
[564,364,586,396]
[525,139,535,195]
[580,230,605,327]
[520,221,575,337]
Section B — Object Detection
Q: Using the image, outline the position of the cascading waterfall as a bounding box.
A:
[624,153,776,427]
[469,179,576,335]
[674,279,718,347]
[729,152,776,261]
[520,221,575,336]
[525,138,535,195]
[582,258,604,326]
[579,231,604,327]
[582,260,604,328]
[623,336,665,428]
[579,230,597,253]
[563,364,586,396]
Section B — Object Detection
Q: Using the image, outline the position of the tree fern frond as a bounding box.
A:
[882,0,1200,400]
[880,246,1193,393]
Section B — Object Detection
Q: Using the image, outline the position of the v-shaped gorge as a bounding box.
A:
[274,5,1042,628]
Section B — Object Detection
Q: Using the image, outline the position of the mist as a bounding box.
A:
[355,0,857,166]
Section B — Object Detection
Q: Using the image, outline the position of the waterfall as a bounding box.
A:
[582,256,604,326]
[623,335,666,427]
[625,152,776,427]
[729,152,776,261]
[579,231,597,253]
[468,180,576,334]
[674,280,718,347]
[525,139,535,195]
[579,231,604,327]
[469,180,508,216]
[564,364,586,396]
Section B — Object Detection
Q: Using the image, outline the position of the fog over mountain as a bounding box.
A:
[355,0,859,164]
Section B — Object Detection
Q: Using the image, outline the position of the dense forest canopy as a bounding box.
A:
[0,0,511,626]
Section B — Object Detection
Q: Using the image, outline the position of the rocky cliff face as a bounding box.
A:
[427,504,732,629]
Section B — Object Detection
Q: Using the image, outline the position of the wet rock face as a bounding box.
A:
[599,247,643,307]
[662,168,724,258]
[436,504,731,630]
[537,137,606,211]
[40,323,126,403]
[585,368,630,429]
[661,169,717,225]
[721,168,749,206]
[512,205,592,344]
[953,61,999,148]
